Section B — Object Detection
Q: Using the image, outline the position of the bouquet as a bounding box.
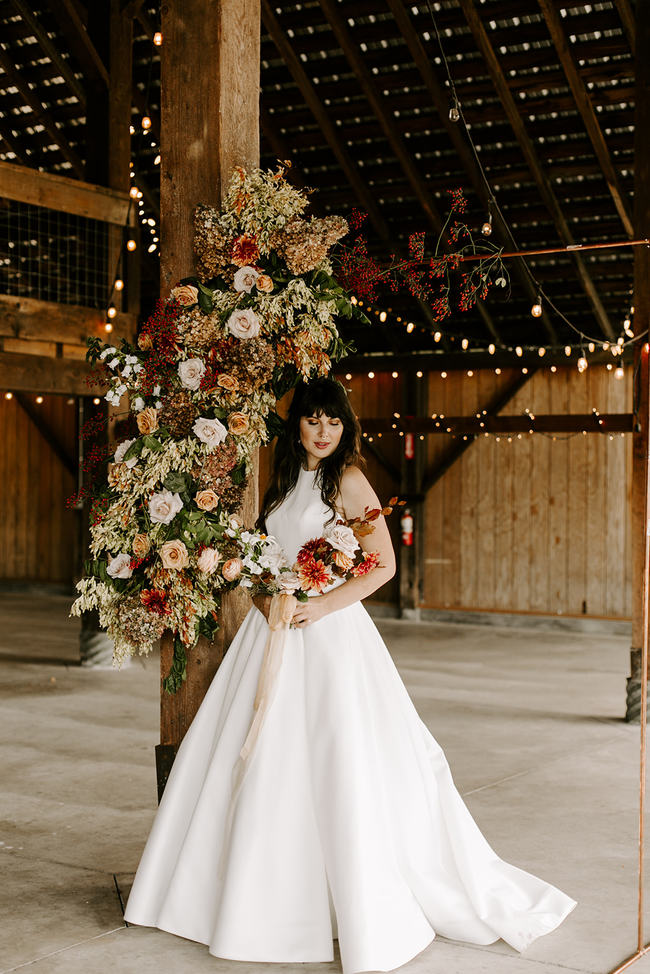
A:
[227,496,403,603]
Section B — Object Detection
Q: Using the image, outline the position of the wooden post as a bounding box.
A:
[157,0,260,795]
[399,369,426,619]
[626,0,650,722]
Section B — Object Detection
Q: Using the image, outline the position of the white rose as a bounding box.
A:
[233,266,260,293]
[192,416,228,446]
[148,490,184,524]
[106,552,133,579]
[226,308,261,340]
[178,357,206,390]
[197,547,220,575]
[133,397,145,411]
[278,570,301,594]
[259,537,288,574]
[324,522,360,559]
[114,438,138,468]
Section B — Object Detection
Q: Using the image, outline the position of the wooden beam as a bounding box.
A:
[45,0,110,87]
[361,438,401,484]
[0,294,136,345]
[0,47,85,178]
[537,0,634,237]
[361,413,635,435]
[158,0,260,762]
[338,348,632,372]
[9,0,87,106]
[458,0,616,341]
[0,161,131,225]
[0,351,98,396]
[15,392,76,476]
[420,368,537,495]
[320,0,443,233]
[627,0,650,722]
[614,0,636,56]
[385,0,556,345]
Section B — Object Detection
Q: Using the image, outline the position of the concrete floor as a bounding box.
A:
[0,591,648,974]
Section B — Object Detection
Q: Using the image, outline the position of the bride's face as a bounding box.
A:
[299,412,344,468]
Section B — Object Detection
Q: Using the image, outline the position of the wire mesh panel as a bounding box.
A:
[0,200,110,309]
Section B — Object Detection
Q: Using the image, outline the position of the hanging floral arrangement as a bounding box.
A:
[70,163,368,691]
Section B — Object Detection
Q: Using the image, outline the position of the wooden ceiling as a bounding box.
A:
[0,0,638,357]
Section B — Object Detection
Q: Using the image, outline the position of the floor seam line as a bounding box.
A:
[0,926,126,973]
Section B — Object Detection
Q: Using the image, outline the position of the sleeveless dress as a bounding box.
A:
[124,465,576,973]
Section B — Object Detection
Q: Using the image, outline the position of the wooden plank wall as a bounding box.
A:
[424,365,632,619]
[0,394,77,584]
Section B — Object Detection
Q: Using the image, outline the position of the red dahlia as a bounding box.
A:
[231,234,260,266]
[140,588,172,616]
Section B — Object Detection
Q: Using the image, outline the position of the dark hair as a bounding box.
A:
[256,376,364,530]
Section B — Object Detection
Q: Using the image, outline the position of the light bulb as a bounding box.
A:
[588,342,595,352]
[564,345,571,356]
[35,395,43,404]
[93,397,101,405]
[615,366,625,380]
[368,371,375,379]
[462,338,469,349]
[449,102,460,122]
[406,322,414,333]
[577,356,588,373]
[4,391,13,400]
[379,310,387,322]
[129,124,135,135]
[126,239,137,251]
[148,243,157,253]
[392,371,398,378]
[515,346,523,357]
[488,343,495,354]
[129,185,139,198]
[114,279,124,291]
[345,373,352,380]
[538,347,546,356]
[434,331,442,342]
[482,216,493,236]
[154,154,161,166]
[153,31,163,45]
[531,296,543,317]
[142,116,152,130]
[107,304,116,319]
[104,322,113,333]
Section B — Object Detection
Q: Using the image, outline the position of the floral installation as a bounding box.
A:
[336,188,510,321]
[70,162,370,693]
[227,496,404,604]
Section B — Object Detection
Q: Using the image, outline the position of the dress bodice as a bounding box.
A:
[265,466,337,567]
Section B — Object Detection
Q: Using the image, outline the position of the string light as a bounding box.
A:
[448,98,460,122]
[406,322,415,333]
[538,347,546,356]
[434,331,442,342]
[35,395,43,404]
[515,346,523,357]
[615,366,625,380]
[577,355,588,373]
[93,397,101,405]
[153,31,163,45]
[379,311,387,322]
[126,239,137,251]
[114,279,124,291]
[129,186,139,199]
[107,304,116,319]
[624,318,634,338]
[345,373,352,380]
[488,343,495,354]
[482,213,493,236]
[531,296,543,317]
[391,371,398,378]
[368,371,375,379]
[462,338,469,350]
[104,322,113,333]
[588,342,595,353]
[141,116,152,131]
[564,346,571,356]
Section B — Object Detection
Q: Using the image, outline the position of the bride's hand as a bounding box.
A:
[291,596,329,629]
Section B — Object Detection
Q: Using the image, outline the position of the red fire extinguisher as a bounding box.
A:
[401,508,414,546]
[404,431,415,460]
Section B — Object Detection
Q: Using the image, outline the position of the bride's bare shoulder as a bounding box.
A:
[336,464,379,517]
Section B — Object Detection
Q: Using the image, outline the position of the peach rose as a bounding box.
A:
[160,539,189,570]
[195,489,219,511]
[170,284,199,306]
[222,557,243,581]
[228,411,249,435]
[132,533,151,558]
[217,373,239,392]
[256,274,274,293]
[197,547,220,574]
[136,407,159,435]
[332,549,355,571]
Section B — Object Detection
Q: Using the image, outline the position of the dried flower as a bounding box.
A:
[227,412,249,435]
[136,407,159,435]
[159,389,197,438]
[231,234,260,266]
[170,284,199,306]
[133,533,151,558]
[160,539,189,570]
[195,489,220,511]
[222,557,243,581]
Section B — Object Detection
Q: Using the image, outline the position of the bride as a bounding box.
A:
[124,376,576,973]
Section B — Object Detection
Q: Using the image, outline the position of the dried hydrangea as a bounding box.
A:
[159,389,197,439]
[271,215,348,275]
[194,204,233,280]
[115,596,166,654]
[192,437,238,489]
[176,307,227,349]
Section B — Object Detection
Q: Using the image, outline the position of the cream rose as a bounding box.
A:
[197,547,220,574]
[136,407,159,435]
[324,522,360,559]
[259,537,288,574]
[217,373,239,392]
[114,438,138,468]
[170,284,199,306]
[233,266,259,293]
[107,552,133,579]
[193,416,228,446]
[278,570,301,594]
[132,533,151,558]
[160,539,189,570]
[195,489,219,511]
[178,357,206,390]
[227,411,249,435]
[222,557,243,581]
[226,308,261,340]
[148,490,184,524]
[256,274,274,293]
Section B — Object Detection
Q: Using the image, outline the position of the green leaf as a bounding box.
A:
[264,411,286,439]
[231,463,246,486]
[123,438,144,461]
[163,470,191,493]
[162,636,188,695]
[142,434,163,452]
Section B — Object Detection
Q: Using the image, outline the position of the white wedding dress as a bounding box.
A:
[124,465,576,973]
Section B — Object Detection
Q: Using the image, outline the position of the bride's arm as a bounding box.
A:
[293,465,396,625]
